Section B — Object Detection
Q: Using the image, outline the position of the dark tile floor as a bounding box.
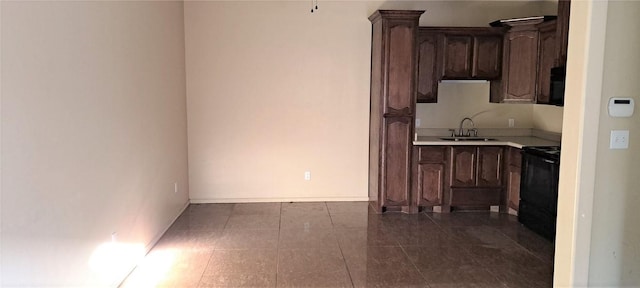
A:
[121,202,554,288]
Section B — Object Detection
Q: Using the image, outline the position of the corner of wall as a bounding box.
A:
[532,104,564,133]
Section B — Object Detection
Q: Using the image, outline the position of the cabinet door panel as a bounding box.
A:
[417,31,439,103]
[508,147,522,168]
[419,146,446,163]
[477,147,503,187]
[386,24,415,114]
[450,147,476,187]
[418,163,444,205]
[537,22,557,104]
[556,0,571,66]
[382,117,412,206]
[472,35,502,79]
[442,35,472,79]
[507,164,521,211]
[503,30,539,102]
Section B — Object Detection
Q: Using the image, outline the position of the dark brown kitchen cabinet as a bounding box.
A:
[417,27,503,103]
[368,10,424,213]
[442,35,472,79]
[472,35,503,79]
[556,0,571,66]
[490,22,541,103]
[416,29,440,103]
[412,146,446,208]
[477,146,503,187]
[451,146,503,188]
[536,20,557,104]
[381,117,413,208]
[450,146,477,187]
[440,29,504,80]
[447,146,503,210]
[505,147,522,212]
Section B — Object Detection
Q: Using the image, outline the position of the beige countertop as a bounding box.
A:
[413,136,560,149]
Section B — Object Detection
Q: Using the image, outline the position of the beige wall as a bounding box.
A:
[532,104,564,133]
[554,0,608,286]
[555,1,640,286]
[1,1,189,286]
[185,0,556,202]
[588,1,640,285]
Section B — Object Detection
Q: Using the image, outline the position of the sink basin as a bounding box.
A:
[440,137,497,142]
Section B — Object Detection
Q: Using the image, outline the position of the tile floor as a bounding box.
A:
[121,202,554,288]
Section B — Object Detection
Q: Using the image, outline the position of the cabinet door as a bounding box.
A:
[385,22,417,115]
[442,35,472,79]
[417,31,439,103]
[472,35,502,79]
[417,163,444,206]
[536,21,557,104]
[502,29,539,102]
[556,0,571,66]
[450,146,476,187]
[382,117,412,207]
[477,147,503,187]
[415,146,446,207]
[507,164,521,211]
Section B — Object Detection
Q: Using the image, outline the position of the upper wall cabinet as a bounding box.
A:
[556,0,571,67]
[490,18,552,104]
[472,35,504,79]
[416,29,439,103]
[441,29,504,80]
[417,27,504,103]
[536,20,558,104]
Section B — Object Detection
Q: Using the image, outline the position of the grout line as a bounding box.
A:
[496,228,553,264]
[325,202,336,226]
[330,201,356,288]
[275,201,283,287]
[398,245,433,288]
[221,204,234,230]
[195,249,215,287]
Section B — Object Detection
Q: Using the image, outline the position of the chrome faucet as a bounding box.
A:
[458,117,476,137]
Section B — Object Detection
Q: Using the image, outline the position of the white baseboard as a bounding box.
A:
[190,197,370,204]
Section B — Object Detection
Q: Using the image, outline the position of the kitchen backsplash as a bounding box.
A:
[416,82,563,133]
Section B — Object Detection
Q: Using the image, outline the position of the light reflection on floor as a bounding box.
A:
[119,202,555,287]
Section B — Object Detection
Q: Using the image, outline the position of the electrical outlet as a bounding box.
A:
[304,171,311,181]
[610,130,629,149]
[508,118,515,128]
[415,118,421,127]
[174,182,178,194]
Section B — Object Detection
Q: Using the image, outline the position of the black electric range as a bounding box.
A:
[519,146,561,241]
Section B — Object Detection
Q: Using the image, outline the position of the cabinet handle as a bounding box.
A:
[497,153,501,180]
[471,154,475,184]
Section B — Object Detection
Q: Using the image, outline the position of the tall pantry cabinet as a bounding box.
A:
[368,10,424,213]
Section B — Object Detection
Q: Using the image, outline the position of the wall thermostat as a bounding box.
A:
[608,97,635,117]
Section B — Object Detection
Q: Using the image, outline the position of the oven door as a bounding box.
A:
[518,150,560,240]
[520,152,559,214]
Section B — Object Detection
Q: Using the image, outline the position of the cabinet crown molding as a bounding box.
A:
[369,10,425,23]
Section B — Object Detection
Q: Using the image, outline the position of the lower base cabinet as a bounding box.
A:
[412,145,505,212]
[412,146,446,210]
[505,147,522,212]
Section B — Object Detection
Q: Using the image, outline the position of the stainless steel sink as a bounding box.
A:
[440,137,497,142]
